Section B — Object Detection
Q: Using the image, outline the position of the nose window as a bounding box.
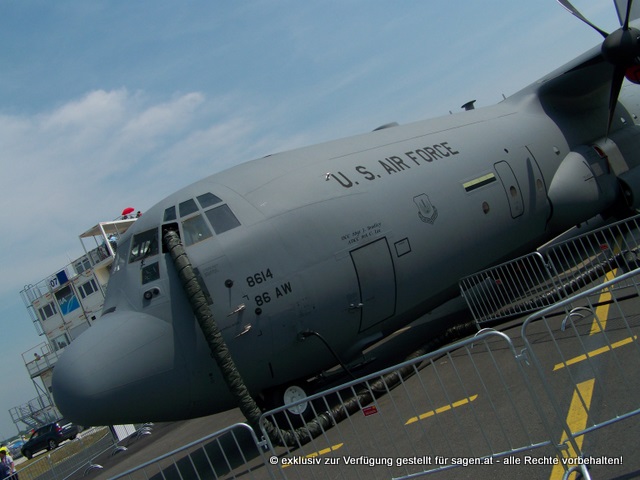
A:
[205,205,241,234]
[163,192,241,246]
[142,262,160,284]
[179,199,198,217]
[197,192,223,208]
[182,214,213,246]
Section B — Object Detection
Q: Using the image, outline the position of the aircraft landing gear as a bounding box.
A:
[282,384,309,415]
[259,382,313,428]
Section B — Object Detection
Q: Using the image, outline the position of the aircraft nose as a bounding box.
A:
[52,311,187,426]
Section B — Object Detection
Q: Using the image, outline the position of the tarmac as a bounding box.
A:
[55,289,640,479]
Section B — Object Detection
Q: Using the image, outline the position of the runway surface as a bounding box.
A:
[74,281,640,480]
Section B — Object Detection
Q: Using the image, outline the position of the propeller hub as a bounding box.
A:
[602,27,640,66]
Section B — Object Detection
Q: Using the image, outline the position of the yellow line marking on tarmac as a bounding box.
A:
[552,336,637,371]
[550,249,621,480]
[590,269,617,335]
[549,379,595,479]
[281,443,344,468]
[405,394,478,425]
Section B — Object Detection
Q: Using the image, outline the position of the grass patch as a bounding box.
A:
[16,427,110,475]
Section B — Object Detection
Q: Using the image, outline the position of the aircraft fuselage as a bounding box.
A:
[52,55,640,425]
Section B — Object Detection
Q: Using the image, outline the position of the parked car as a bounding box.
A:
[21,421,79,459]
[8,439,25,458]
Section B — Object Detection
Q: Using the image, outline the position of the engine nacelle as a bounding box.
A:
[618,167,640,209]
[547,145,618,231]
[605,126,640,210]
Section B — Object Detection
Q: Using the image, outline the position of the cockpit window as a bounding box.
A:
[205,205,241,234]
[163,206,176,222]
[182,214,213,246]
[129,229,159,263]
[179,199,199,218]
[197,192,223,209]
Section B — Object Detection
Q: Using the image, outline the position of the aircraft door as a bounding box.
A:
[494,161,524,218]
[350,237,396,332]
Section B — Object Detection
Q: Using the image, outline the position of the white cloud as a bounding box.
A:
[0,86,289,437]
[158,117,254,174]
[41,90,128,132]
[120,92,205,145]
[0,89,256,299]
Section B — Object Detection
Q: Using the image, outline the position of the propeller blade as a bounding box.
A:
[557,0,609,37]
[623,0,634,30]
[607,64,627,135]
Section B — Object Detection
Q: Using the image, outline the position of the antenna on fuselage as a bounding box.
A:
[461,100,476,111]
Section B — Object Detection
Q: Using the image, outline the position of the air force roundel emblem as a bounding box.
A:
[414,194,438,224]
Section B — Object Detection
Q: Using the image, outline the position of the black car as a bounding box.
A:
[21,421,79,459]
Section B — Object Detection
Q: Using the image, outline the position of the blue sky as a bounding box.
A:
[0,1,620,438]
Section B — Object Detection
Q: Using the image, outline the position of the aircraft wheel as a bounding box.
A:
[260,383,313,429]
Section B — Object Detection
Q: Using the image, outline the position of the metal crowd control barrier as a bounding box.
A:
[460,214,640,326]
[15,428,116,480]
[114,330,566,479]
[520,267,640,478]
[258,328,588,480]
[104,261,640,480]
[110,423,272,479]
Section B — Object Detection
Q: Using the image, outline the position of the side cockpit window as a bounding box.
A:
[129,229,159,263]
[163,206,176,222]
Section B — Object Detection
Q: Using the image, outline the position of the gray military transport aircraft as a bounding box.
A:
[53,0,640,426]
